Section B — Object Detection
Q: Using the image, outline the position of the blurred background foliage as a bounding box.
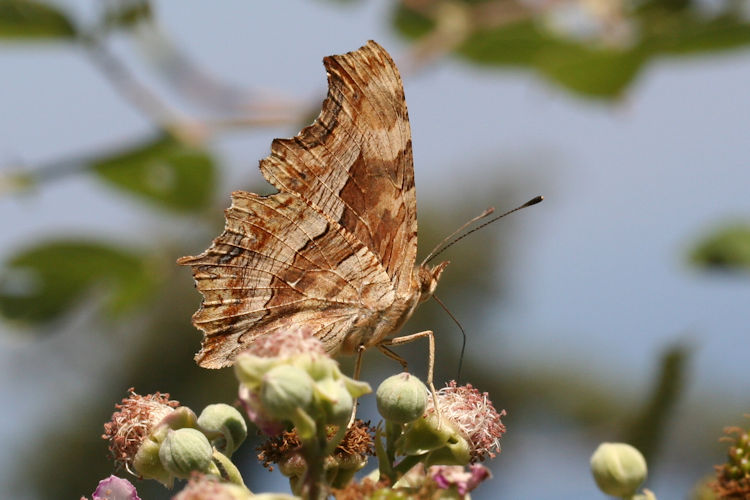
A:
[1,0,749,498]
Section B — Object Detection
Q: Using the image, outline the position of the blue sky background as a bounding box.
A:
[2,1,750,498]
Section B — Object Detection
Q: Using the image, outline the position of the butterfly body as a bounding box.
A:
[340,261,447,355]
[178,41,446,368]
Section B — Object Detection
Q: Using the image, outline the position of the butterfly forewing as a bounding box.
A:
[260,41,418,295]
[179,41,424,367]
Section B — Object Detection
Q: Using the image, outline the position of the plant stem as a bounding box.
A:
[298,424,331,500]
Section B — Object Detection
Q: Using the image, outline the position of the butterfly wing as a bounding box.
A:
[260,40,418,296]
[179,41,418,367]
[178,191,394,367]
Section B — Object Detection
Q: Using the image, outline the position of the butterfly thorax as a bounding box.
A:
[341,261,449,354]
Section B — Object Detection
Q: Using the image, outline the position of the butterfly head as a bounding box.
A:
[417,261,449,302]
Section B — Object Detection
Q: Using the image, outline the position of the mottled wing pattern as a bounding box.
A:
[260,40,417,296]
[177,191,394,367]
[178,41,417,368]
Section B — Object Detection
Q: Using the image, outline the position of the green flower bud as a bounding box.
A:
[315,379,354,427]
[261,365,315,419]
[130,407,200,487]
[590,442,648,497]
[197,404,248,456]
[159,428,214,479]
[399,414,471,466]
[376,373,428,424]
[103,389,185,485]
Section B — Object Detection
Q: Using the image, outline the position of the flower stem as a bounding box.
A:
[298,423,330,500]
[394,454,424,477]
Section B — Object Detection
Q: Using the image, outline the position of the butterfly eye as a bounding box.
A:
[418,261,448,300]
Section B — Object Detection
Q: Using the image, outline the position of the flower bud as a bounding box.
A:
[315,378,354,427]
[130,406,200,486]
[399,413,471,466]
[376,373,428,424]
[103,389,193,486]
[197,404,247,456]
[261,364,315,419]
[426,381,506,463]
[399,381,505,466]
[590,442,648,497]
[159,428,214,479]
[713,421,750,498]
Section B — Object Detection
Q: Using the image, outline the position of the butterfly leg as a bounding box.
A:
[347,344,367,427]
[378,330,441,421]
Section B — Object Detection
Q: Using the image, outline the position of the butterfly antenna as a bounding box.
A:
[421,207,496,266]
[432,294,467,382]
[424,195,543,265]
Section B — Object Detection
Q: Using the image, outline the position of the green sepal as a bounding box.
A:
[133,435,173,487]
[235,354,278,389]
[398,415,471,466]
[212,449,246,487]
[198,404,248,456]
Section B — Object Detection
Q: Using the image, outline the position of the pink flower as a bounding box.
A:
[238,384,286,436]
[426,381,507,462]
[244,326,324,358]
[102,388,180,471]
[430,464,492,495]
[89,475,141,500]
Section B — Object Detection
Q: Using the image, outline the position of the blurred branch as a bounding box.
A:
[81,26,300,144]
[1,11,310,195]
[82,33,203,143]
[133,21,304,119]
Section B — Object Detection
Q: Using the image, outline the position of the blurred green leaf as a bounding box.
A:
[92,135,216,212]
[690,224,750,271]
[0,0,76,39]
[534,44,645,98]
[0,240,159,325]
[392,3,434,39]
[457,20,646,98]
[641,12,750,56]
[103,0,152,30]
[393,1,750,99]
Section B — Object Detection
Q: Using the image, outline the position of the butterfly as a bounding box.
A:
[178,41,448,389]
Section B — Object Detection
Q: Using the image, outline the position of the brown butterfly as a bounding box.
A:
[177,41,448,388]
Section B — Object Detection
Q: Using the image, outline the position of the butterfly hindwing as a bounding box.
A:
[178,191,393,367]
